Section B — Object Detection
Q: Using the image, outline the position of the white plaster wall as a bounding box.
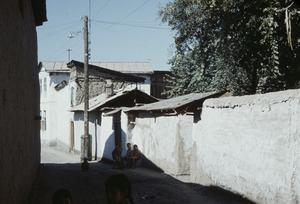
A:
[73,111,129,160]
[191,89,300,204]
[73,113,83,152]
[136,75,151,95]
[121,111,130,146]
[178,115,193,175]
[99,113,115,160]
[96,111,128,159]
[39,71,49,141]
[131,113,193,175]
[39,72,71,149]
[73,112,100,155]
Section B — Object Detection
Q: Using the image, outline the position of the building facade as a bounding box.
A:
[39,61,153,152]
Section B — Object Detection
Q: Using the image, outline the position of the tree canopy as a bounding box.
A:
[160,0,300,97]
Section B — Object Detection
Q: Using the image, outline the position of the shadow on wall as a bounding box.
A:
[102,126,131,161]
[102,133,115,161]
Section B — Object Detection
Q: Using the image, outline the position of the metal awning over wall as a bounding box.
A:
[124,91,224,114]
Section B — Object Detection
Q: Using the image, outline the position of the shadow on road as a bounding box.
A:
[31,161,255,204]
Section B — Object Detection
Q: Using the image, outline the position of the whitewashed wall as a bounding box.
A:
[39,72,71,149]
[191,89,300,204]
[131,113,193,175]
[73,112,100,157]
[73,111,128,160]
[137,75,151,95]
[98,112,115,160]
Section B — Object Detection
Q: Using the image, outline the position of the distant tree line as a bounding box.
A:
[160,0,300,97]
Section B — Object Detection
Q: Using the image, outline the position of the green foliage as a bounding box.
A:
[161,0,300,97]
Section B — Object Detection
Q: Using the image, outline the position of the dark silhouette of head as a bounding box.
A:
[52,188,72,204]
[105,174,134,204]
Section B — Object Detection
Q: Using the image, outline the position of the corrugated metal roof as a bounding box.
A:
[90,62,153,74]
[124,92,220,112]
[40,61,153,74]
[40,61,70,73]
[70,88,158,112]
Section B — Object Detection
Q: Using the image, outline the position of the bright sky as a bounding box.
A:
[37,0,175,70]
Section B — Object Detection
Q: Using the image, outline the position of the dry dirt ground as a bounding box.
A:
[31,147,255,204]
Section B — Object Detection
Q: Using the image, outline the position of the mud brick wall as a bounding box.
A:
[0,1,41,203]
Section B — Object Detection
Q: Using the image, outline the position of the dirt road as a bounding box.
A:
[32,146,254,204]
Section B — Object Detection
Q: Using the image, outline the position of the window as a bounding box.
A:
[40,110,46,131]
[43,77,47,96]
[39,79,42,95]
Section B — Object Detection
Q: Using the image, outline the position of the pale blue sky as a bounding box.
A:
[37,0,175,70]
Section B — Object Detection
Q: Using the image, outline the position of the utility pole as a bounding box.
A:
[81,15,91,161]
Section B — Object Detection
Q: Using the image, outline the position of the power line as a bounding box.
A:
[38,22,82,39]
[105,0,150,30]
[93,0,111,18]
[92,23,169,54]
[40,38,82,62]
[92,20,170,30]
[118,0,150,22]
[81,0,96,17]
[37,20,82,30]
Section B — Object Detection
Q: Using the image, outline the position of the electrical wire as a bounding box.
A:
[105,0,150,30]
[92,22,169,54]
[38,21,82,39]
[92,20,170,30]
[81,0,96,17]
[37,20,82,31]
[118,0,150,22]
[92,0,111,19]
[40,38,82,62]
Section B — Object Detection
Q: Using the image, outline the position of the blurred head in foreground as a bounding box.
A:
[52,188,72,204]
[105,174,134,204]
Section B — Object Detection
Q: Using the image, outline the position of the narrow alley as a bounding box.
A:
[31,146,254,204]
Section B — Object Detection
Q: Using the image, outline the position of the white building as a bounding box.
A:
[39,62,71,148]
[39,61,153,152]
[70,88,158,160]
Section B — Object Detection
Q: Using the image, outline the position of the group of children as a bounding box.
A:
[112,143,141,170]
